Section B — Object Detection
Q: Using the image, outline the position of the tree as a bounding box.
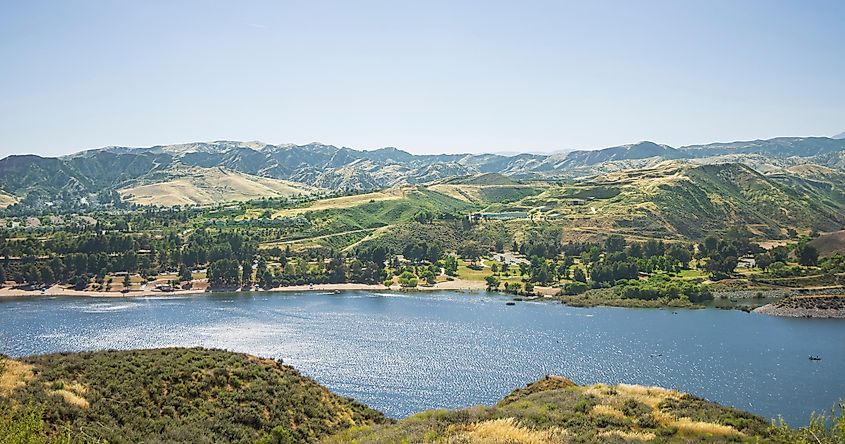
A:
[443,256,458,276]
[666,244,692,268]
[604,235,626,253]
[562,281,588,295]
[0,265,5,286]
[755,252,773,270]
[626,243,642,258]
[39,266,54,285]
[770,246,790,263]
[523,281,534,294]
[458,241,484,264]
[643,239,665,258]
[701,236,719,257]
[242,261,253,287]
[178,264,192,282]
[258,265,275,289]
[360,245,388,265]
[398,271,418,288]
[73,274,90,291]
[419,269,437,285]
[485,275,500,290]
[123,273,132,291]
[572,267,587,283]
[208,259,240,288]
[797,244,819,266]
[706,255,737,276]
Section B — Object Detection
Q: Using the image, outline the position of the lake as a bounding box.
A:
[1,290,843,426]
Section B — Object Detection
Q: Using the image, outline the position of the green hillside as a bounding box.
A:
[325,376,798,443]
[0,348,384,443]
[257,188,478,251]
[494,162,845,240]
[444,172,520,186]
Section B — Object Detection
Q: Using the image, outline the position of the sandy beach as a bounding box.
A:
[0,285,203,299]
[0,279,489,299]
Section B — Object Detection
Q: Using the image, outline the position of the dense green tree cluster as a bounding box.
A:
[698,235,757,278]
[618,275,711,302]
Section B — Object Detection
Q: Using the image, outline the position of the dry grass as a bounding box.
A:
[596,430,656,441]
[582,383,745,439]
[49,380,90,409]
[614,384,680,409]
[50,389,90,409]
[668,417,743,437]
[590,404,626,420]
[0,190,17,208]
[0,358,34,396]
[272,187,409,217]
[120,166,318,206]
[451,418,569,444]
[428,184,483,203]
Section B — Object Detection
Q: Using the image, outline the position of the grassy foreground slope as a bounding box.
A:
[0,348,384,443]
[325,376,787,444]
[0,350,839,443]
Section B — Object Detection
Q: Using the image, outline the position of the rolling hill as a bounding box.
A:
[5,135,845,213]
[326,375,777,443]
[488,162,845,239]
[0,348,384,443]
[119,166,319,206]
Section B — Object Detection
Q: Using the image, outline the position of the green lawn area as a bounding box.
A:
[677,268,708,279]
[455,258,528,287]
[455,258,490,281]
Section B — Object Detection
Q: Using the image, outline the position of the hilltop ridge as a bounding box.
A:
[3,135,845,212]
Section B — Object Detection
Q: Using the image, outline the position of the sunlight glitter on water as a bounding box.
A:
[1,290,843,425]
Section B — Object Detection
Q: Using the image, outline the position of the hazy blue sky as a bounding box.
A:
[1,0,843,157]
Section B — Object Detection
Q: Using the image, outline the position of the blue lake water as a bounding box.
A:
[1,290,843,425]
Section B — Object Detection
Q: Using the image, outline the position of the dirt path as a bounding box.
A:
[260,228,377,247]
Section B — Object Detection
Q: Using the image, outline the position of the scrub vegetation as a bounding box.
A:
[2,352,843,443]
[0,348,384,444]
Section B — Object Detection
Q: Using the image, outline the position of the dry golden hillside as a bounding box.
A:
[119,166,320,206]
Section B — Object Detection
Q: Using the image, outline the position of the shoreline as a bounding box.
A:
[753,295,845,319]
[0,279,488,299]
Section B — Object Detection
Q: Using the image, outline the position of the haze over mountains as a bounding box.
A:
[3,135,845,210]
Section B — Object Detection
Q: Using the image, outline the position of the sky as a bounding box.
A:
[1,0,844,157]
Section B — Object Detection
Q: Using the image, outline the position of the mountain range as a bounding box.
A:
[3,136,845,209]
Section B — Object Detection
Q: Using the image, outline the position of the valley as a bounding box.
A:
[4,3,844,441]
[3,136,845,443]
